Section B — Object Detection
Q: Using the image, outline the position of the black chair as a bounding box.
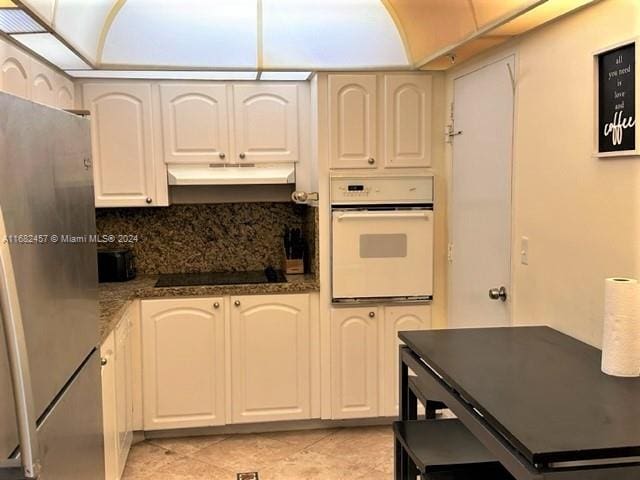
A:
[394,419,514,480]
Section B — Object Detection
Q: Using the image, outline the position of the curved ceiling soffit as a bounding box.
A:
[95,0,411,70]
[97,0,127,67]
[379,0,413,65]
[385,0,480,63]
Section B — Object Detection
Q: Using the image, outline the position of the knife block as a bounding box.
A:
[282,253,305,274]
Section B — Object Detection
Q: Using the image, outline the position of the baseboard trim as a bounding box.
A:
[139,417,396,440]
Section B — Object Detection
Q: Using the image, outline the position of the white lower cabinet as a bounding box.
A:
[382,305,431,416]
[230,294,311,423]
[100,331,118,480]
[107,294,427,440]
[330,307,380,419]
[330,305,431,420]
[141,297,226,430]
[101,305,134,480]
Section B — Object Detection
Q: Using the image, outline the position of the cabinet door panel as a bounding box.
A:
[233,84,299,163]
[83,83,159,207]
[141,298,225,430]
[383,305,431,416]
[384,75,432,168]
[330,307,378,419]
[329,75,377,169]
[55,75,75,110]
[160,84,230,163]
[30,60,55,107]
[230,294,310,423]
[114,314,133,477]
[0,44,30,99]
[100,333,117,480]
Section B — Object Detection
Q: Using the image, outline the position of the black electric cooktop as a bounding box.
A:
[155,267,286,288]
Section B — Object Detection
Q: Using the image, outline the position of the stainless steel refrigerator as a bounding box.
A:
[0,93,104,479]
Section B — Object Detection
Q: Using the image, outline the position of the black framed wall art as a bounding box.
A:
[594,39,639,157]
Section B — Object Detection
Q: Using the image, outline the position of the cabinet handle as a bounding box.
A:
[101,357,108,366]
[219,152,226,160]
[369,311,376,318]
[234,300,241,307]
[145,197,152,204]
[367,157,375,165]
[213,302,220,309]
[239,152,246,160]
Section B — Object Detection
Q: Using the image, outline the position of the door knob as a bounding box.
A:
[239,152,246,160]
[369,311,375,318]
[213,302,220,309]
[489,286,508,302]
[145,197,152,204]
[101,357,108,366]
[219,152,226,160]
[234,300,241,307]
[367,157,375,165]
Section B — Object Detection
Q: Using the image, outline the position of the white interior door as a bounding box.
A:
[449,56,514,328]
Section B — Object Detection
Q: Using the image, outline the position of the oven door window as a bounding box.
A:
[359,234,407,258]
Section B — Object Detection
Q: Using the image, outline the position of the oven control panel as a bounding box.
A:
[331,175,434,205]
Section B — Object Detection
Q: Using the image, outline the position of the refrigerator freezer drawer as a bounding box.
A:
[37,351,104,480]
[0,319,18,460]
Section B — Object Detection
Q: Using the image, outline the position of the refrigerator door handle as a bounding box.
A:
[0,207,40,479]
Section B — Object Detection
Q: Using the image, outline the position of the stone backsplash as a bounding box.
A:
[96,203,318,275]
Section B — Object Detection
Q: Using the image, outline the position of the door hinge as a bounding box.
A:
[445,103,462,143]
[447,243,453,264]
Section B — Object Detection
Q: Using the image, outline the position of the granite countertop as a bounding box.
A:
[98,273,319,343]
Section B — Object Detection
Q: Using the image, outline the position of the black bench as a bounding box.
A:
[394,419,514,480]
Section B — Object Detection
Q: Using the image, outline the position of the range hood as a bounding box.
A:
[167,164,296,186]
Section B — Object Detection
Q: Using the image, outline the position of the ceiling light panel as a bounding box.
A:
[65,70,258,80]
[261,0,409,69]
[260,71,311,81]
[18,0,55,24]
[101,0,258,68]
[53,0,114,64]
[0,8,45,33]
[11,33,90,69]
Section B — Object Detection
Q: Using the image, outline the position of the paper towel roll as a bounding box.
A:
[601,278,640,377]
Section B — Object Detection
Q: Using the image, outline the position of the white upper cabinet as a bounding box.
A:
[0,40,74,110]
[30,60,56,107]
[141,297,226,430]
[230,294,311,423]
[160,84,230,164]
[233,84,299,163]
[0,43,31,100]
[328,73,432,170]
[329,74,377,169]
[83,83,167,207]
[384,74,432,168]
[55,75,75,110]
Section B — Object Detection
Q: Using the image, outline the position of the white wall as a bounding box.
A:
[446,0,640,346]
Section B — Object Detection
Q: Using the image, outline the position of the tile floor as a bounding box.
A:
[122,426,393,479]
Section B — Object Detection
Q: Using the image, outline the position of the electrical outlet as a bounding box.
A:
[521,237,529,265]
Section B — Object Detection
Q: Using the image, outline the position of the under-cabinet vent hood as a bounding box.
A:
[167,164,295,186]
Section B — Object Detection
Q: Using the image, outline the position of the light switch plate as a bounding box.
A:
[521,236,529,265]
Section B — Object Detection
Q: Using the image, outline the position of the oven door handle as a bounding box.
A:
[335,211,431,221]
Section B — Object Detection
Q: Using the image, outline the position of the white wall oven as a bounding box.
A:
[331,175,434,303]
